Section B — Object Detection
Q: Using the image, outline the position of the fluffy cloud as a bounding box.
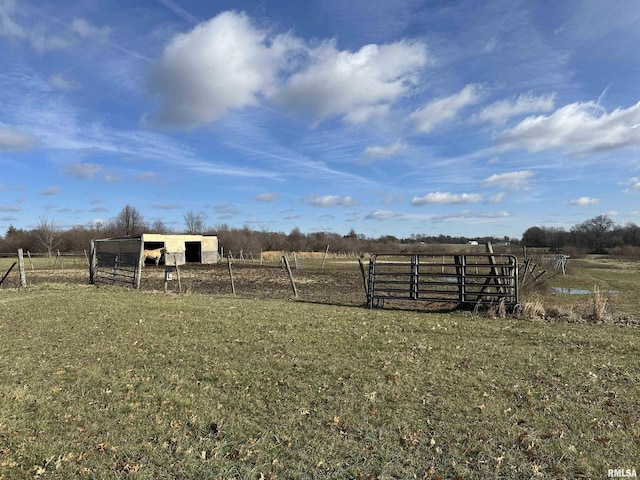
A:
[480,170,534,190]
[365,209,403,220]
[411,192,483,206]
[498,101,640,154]
[570,196,599,206]
[361,140,406,160]
[147,11,297,127]
[411,84,481,133]
[0,126,35,151]
[147,11,427,128]
[476,93,555,124]
[277,40,427,125]
[623,177,640,193]
[306,195,358,207]
[64,162,101,179]
[253,192,280,202]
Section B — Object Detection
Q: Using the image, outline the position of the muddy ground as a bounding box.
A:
[2,260,372,308]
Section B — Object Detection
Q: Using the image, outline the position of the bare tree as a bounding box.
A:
[150,219,172,234]
[571,215,614,253]
[115,205,145,236]
[184,210,205,234]
[34,215,60,257]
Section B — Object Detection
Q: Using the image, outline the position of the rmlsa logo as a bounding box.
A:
[608,469,637,478]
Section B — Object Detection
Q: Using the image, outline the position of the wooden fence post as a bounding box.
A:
[175,262,182,294]
[89,241,96,284]
[53,249,64,268]
[227,255,236,295]
[282,255,298,298]
[17,248,27,287]
[358,258,368,299]
[321,245,330,269]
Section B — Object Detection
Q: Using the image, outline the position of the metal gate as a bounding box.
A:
[91,238,142,288]
[366,253,519,309]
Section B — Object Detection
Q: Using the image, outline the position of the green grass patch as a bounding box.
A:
[529,257,640,319]
[1,284,638,479]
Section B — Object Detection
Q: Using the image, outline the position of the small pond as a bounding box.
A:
[551,287,619,295]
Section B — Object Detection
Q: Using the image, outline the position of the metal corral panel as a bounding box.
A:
[96,237,141,255]
[92,238,142,287]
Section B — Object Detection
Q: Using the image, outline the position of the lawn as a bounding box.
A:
[1,283,638,479]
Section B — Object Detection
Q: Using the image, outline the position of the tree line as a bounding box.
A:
[521,215,640,254]
[1,206,638,257]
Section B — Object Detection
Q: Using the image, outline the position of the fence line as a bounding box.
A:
[366,253,519,309]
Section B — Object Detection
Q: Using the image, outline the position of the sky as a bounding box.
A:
[1,0,640,240]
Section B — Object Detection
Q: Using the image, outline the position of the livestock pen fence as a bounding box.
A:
[364,253,519,310]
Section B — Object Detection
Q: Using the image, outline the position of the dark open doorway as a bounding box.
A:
[185,241,202,263]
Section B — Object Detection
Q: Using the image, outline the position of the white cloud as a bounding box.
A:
[253,192,280,202]
[343,104,390,125]
[485,192,506,204]
[432,210,511,222]
[570,196,599,206]
[476,93,555,124]
[480,170,534,190]
[411,84,481,133]
[40,186,61,196]
[365,209,402,220]
[48,73,81,90]
[382,194,405,204]
[362,140,406,160]
[483,38,497,54]
[0,0,24,38]
[0,2,108,52]
[147,11,298,128]
[498,101,640,154]
[214,203,240,215]
[0,204,21,212]
[136,172,161,182]
[623,177,640,193]
[64,162,101,179]
[411,191,483,206]
[306,195,358,207]
[277,40,427,125]
[147,11,428,128]
[0,126,35,150]
[69,18,110,40]
[152,204,181,210]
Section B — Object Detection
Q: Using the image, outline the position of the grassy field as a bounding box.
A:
[1,283,638,479]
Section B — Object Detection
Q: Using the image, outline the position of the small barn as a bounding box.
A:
[90,234,220,288]
[139,233,220,265]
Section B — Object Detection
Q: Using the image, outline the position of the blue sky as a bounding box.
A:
[1,0,640,239]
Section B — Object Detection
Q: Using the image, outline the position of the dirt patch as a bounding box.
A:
[3,262,368,307]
